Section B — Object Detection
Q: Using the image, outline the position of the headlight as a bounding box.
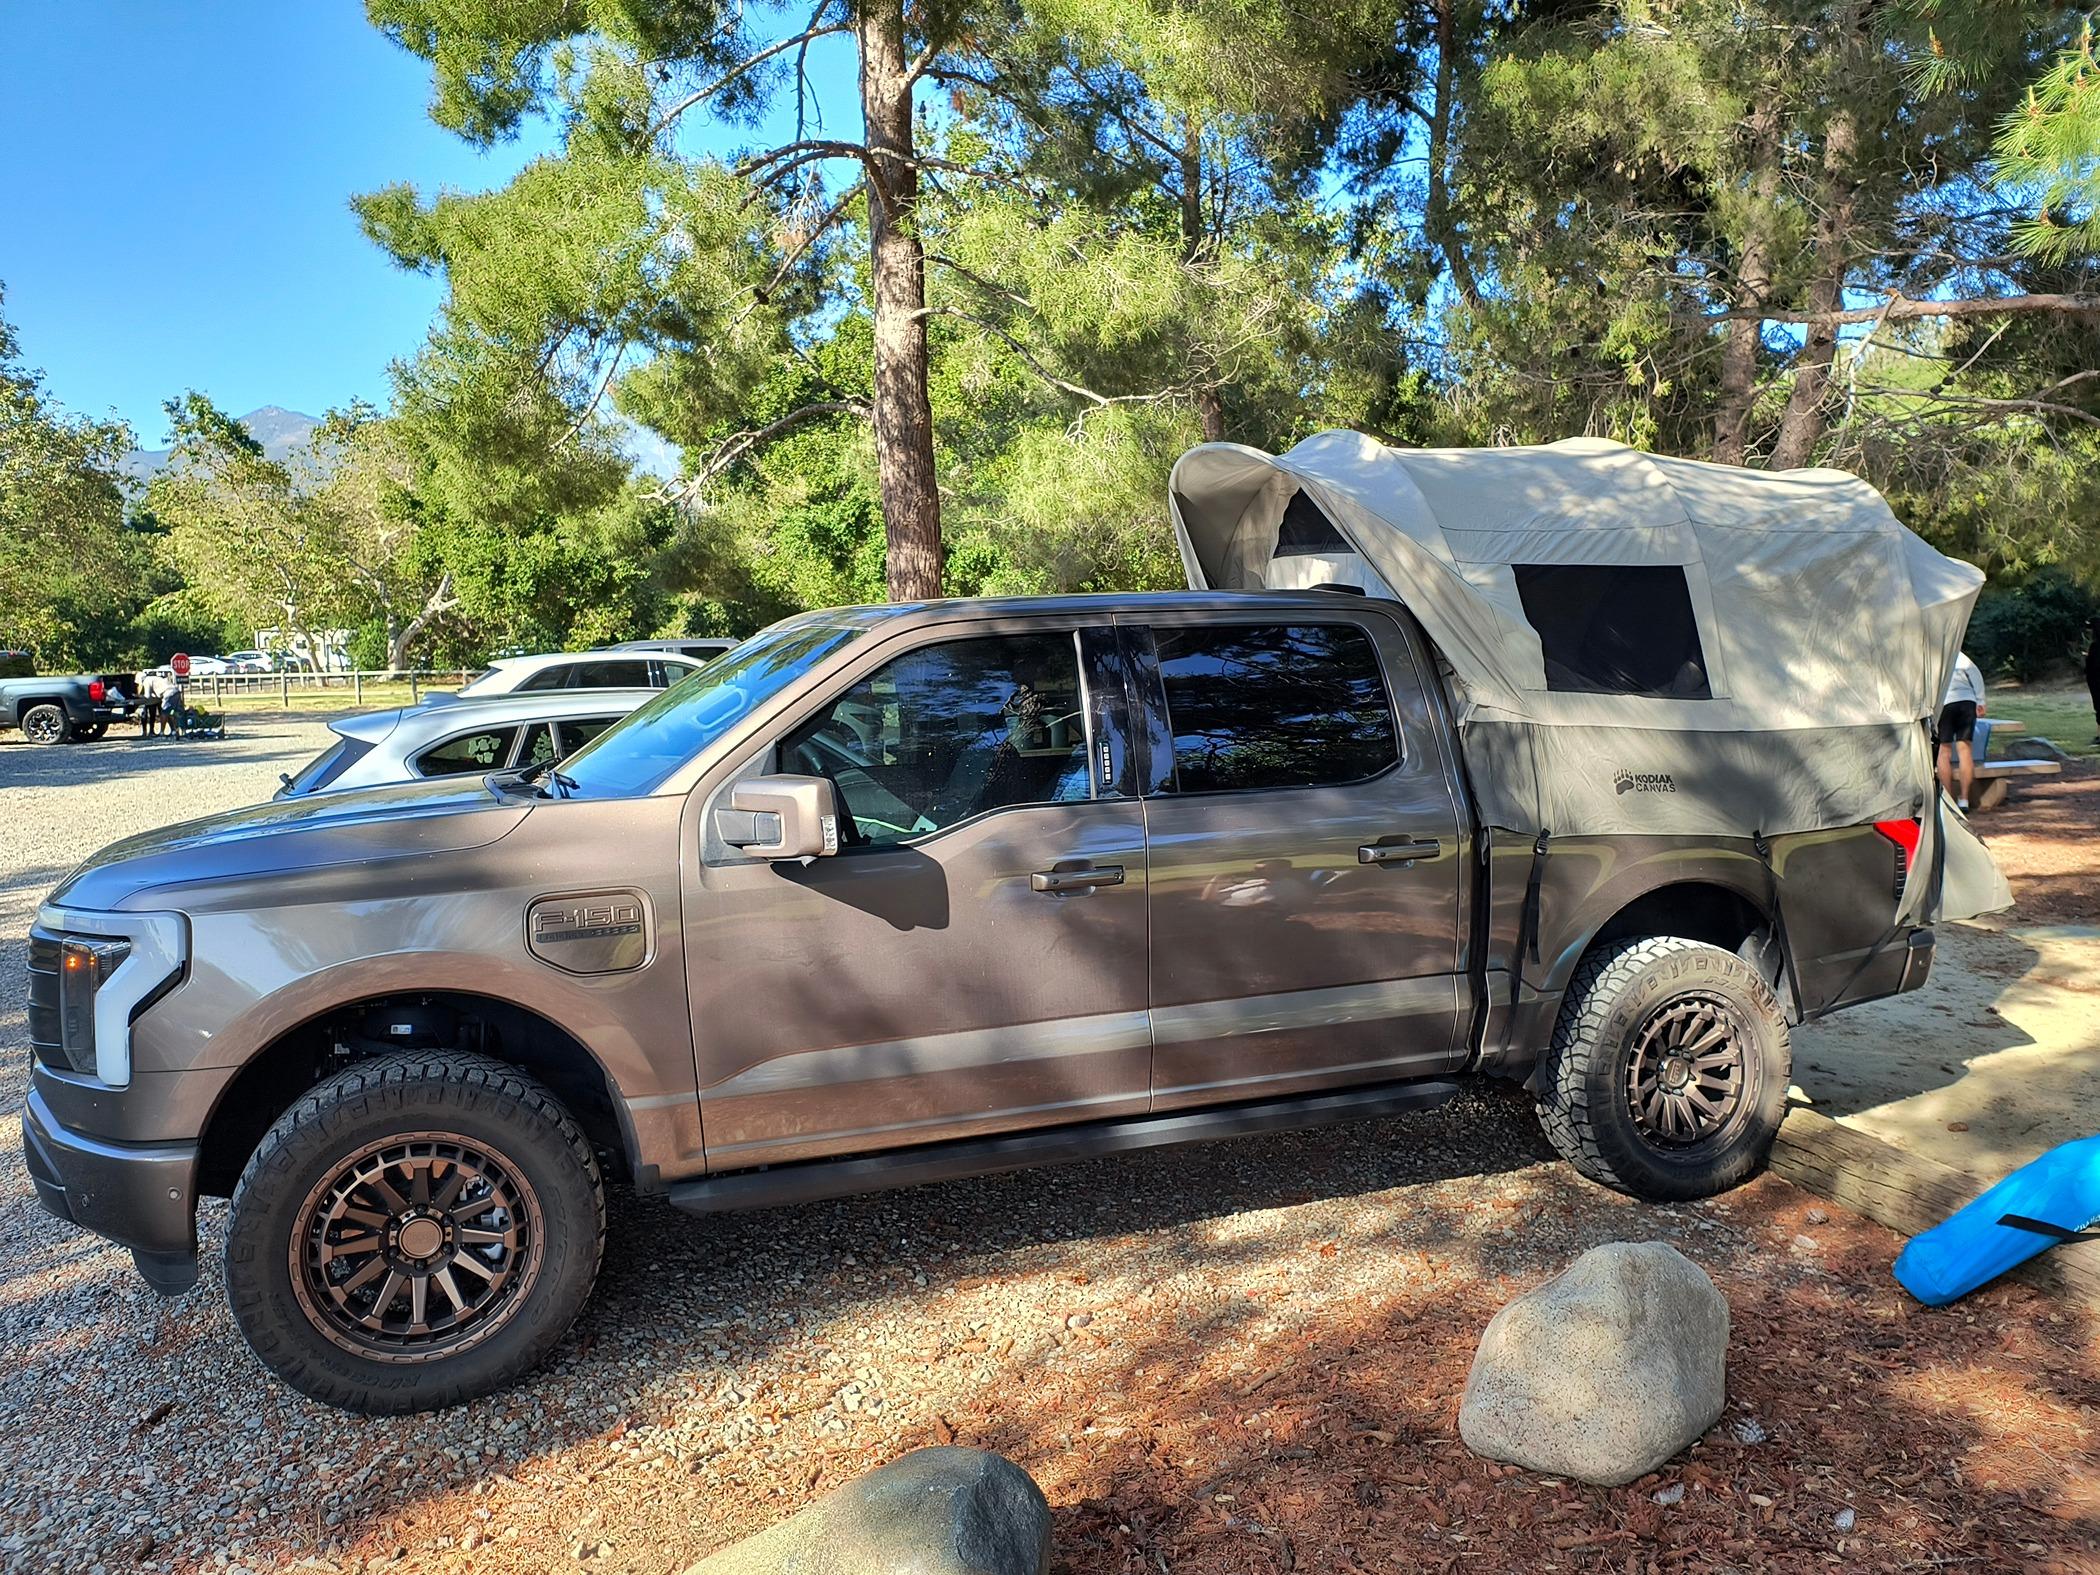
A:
[58,937,132,1071]
[32,907,187,1087]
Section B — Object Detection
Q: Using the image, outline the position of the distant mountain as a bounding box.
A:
[122,405,321,483]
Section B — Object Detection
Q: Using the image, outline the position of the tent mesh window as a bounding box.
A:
[1513,563,1713,699]
[1273,491,1350,556]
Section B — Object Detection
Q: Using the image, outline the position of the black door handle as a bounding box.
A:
[1030,864,1126,893]
[1360,839,1441,866]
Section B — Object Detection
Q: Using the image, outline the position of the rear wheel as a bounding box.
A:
[1535,936,1790,1200]
[20,703,69,745]
[226,1052,604,1413]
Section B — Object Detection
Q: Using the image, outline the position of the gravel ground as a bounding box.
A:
[1,724,2095,1574]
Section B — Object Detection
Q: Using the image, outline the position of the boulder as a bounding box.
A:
[689,1446,1050,1574]
[1457,1240,1728,1486]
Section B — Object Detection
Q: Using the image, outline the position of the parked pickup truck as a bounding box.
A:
[24,592,1936,1411]
[1,670,137,744]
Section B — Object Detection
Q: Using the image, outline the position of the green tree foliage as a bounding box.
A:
[148,394,368,662]
[1966,565,2099,679]
[1365,0,2080,467]
[17,4,2100,671]
[1912,4,2100,262]
[1996,17,2100,261]
[0,286,165,667]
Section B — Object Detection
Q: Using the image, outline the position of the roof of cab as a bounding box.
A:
[773,588,1374,635]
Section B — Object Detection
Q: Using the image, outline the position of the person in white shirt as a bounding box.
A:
[1937,650,1986,811]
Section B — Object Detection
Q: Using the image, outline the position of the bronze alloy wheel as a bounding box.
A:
[291,1132,544,1363]
[1626,993,1752,1148]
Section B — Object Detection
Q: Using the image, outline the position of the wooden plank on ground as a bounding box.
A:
[1769,1105,2100,1305]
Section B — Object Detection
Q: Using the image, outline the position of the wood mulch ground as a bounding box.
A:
[1015,1183,2100,1573]
[1975,760,2100,924]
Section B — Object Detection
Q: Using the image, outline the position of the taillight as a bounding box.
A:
[88,680,105,702]
[1874,819,1921,898]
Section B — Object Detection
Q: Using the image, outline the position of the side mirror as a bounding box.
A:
[715,774,840,860]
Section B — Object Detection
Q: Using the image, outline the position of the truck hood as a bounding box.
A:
[48,778,533,913]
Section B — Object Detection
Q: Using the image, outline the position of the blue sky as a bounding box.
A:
[0,2,860,451]
[1,3,555,444]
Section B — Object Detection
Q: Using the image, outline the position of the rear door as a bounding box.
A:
[1128,607,1468,1107]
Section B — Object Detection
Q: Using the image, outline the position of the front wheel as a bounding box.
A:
[1535,936,1790,1201]
[226,1052,605,1413]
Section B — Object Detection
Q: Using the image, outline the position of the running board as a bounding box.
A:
[668,1078,1462,1216]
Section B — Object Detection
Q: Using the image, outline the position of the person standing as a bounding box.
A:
[1937,650,1986,811]
[2085,616,2099,746]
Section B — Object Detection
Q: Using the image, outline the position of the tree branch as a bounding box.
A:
[669,399,871,502]
[1722,291,2100,326]
[650,22,850,141]
[556,341,628,449]
[729,182,862,328]
[925,308,1204,411]
[736,139,877,191]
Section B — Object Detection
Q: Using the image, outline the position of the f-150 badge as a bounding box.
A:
[528,891,650,974]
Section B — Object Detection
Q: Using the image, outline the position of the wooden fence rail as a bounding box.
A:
[187,669,479,707]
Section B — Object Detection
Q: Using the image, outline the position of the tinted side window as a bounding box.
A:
[1513,563,1711,698]
[516,665,569,692]
[780,633,1092,848]
[1153,623,1397,794]
[568,659,654,689]
[285,736,373,794]
[559,716,619,753]
[416,727,520,776]
[518,722,557,770]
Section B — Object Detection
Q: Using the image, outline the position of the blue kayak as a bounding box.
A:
[1894,1134,2100,1306]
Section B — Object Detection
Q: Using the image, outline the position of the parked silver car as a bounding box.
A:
[274,689,658,798]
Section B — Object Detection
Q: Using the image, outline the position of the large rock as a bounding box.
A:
[689,1446,1051,1574]
[1457,1240,1728,1486]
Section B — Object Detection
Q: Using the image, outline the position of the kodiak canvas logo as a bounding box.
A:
[1614,769,1678,795]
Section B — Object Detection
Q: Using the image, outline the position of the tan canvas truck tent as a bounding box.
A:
[1168,430,2010,927]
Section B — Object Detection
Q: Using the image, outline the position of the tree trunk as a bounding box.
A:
[858,2,942,602]
[1769,91,1862,468]
[1711,102,1781,466]
[386,573,456,675]
[1425,0,1481,307]
[1178,120,1227,442]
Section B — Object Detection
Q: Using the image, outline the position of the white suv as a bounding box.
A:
[456,649,711,697]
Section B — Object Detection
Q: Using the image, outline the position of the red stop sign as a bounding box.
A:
[171,653,191,677]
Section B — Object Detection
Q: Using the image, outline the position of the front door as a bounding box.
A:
[684,623,1151,1169]
[1129,609,1468,1107]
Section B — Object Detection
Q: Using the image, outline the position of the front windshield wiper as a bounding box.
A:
[546,768,580,799]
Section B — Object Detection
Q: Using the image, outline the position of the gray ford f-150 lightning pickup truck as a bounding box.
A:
[24,592,1939,1410]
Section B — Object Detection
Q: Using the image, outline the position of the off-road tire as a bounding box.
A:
[20,703,70,745]
[1535,936,1790,1201]
[226,1052,605,1413]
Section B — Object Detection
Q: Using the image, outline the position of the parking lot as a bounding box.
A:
[2,724,2097,1572]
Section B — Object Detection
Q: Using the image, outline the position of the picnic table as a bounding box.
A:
[1971,716,2058,810]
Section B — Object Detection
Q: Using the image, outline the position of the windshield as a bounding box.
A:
[550,621,862,797]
